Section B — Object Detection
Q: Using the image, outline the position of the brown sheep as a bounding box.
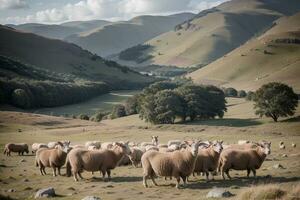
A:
[4,143,29,156]
[218,142,271,179]
[32,143,48,154]
[193,141,223,181]
[35,145,70,176]
[141,141,201,188]
[128,147,144,167]
[66,142,131,181]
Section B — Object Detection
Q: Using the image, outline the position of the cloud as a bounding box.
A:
[5,0,228,24]
[0,0,28,9]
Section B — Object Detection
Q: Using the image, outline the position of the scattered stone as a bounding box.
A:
[282,154,288,158]
[24,187,33,191]
[19,174,23,176]
[20,159,26,163]
[7,176,16,180]
[67,187,75,191]
[0,164,7,167]
[81,196,101,200]
[273,164,284,169]
[106,185,114,188]
[35,187,56,198]
[7,189,15,192]
[206,187,234,198]
[23,179,29,182]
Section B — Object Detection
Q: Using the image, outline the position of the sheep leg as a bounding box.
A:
[42,166,47,175]
[73,173,78,182]
[78,172,84,180]
[107,170,111,181]
[225,170,232,179]
[143,175,148,188]
[182,176,187,187]
[205,171,210,182]
[247,169,250,178]
[101,170,106,181]
[251,169,256,178]
[221,169,226,180]
[58,167,61,176]
[151,176,158,186]
[175,176,181,189]
[39,166,44,175]
[52,167,57,177]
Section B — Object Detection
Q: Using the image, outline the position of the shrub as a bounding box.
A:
[224,87,238,97]
[125,95,139,115]
[78,114,89,120]
[238,184,286,200]
[246,91,255,101]
[111,104,126,119]
[90,112,108,122]
[254,82,298,122]
[237,90,247,98]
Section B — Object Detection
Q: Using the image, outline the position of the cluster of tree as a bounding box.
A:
[111,81,227,124]
[253,82,298,122]
[118,44,153,63]
[222,87,248,98]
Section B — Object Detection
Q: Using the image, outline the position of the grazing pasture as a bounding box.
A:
[0,98,299,199]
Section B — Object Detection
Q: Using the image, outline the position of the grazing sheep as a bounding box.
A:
[101,142,114,150]
[167,140,181,147]
[4,143,29,156]
[141,136,159,147]
[168,144,180,151]
[141,141,201,188]
[238,140,250,145]
[85,141,101,149]
[128,147,144,167]
[193,141,223,181]
[146,146,159,151]
[158,144,168,148]
[48,141,70,149]
[66,142,131,181]
[87,145,98,151]
[218,142,271,179]
[279,141,285,150]
[32,143,48,154]
[292,143,296,148]
[35,145,70,176]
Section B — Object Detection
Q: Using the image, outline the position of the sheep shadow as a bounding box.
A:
[184,118,262,127]
[89,176,142,183]
[186,176,300,190]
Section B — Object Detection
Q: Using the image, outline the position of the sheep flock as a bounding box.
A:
[4,136,292,189]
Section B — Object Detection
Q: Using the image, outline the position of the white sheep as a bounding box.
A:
[85,141,101,149]
[141,136,159,147]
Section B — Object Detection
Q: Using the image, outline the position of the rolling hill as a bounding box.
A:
[65,13,195,57]
[7,20,110,40]
[188,12,300,93]
[118,0,300,68]
[0,25,155,108]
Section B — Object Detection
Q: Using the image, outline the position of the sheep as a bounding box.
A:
[193,141,223,181]
[32,143,48,154]
[292,143,296,148]
[145,145,159,151]
[128,147,144,167]
[238,140,250,145]
[158,144,168,148]
[167,140,181,147]
[35,145,70,176]
[141,141,201,188]
[168,144,180,151]
[279,141,285,150]
[101,142,114,149]
[141,136,159,147]
[87,145,98,151]
[85,141,101,149]
[159,147,174,153]
[218,142,271,179]
[66,142,131,181]
[48,140,70,149]
[4,143,29,156]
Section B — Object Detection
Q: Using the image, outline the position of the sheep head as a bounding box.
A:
[212,140,223,154]
[151,136,159,145]
[190,140,201,156]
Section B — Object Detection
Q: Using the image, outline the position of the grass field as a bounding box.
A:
[0,98,299,199]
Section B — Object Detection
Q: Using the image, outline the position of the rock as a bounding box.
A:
[20,159,26,162]
[35,187,56,198]
[23,179,29,182]
[24,187,33,191]
[81,196,101,200]
[67,187,75,191]
[282,154,288,158]
[273,164,284,169]
[206,187,234,198]
[7,189,15,192]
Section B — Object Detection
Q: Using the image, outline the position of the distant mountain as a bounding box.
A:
[6,20,110,40]
[189,12,300,93]
[0,25,154,88]
[119,0,300,68]
[65,13,195,57]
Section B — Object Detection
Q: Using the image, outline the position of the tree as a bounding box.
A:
[78,114,89,120]
[224,87,238,97]
[237,90,247,98]
[111,104,127,119]
[11,88,32,108]
[125,95,139,115]
[253,82,298,122]
[246,91,255,101]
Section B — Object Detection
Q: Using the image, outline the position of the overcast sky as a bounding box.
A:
[0,0,228,25]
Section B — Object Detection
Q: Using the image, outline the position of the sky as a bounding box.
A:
[0,0,228,25]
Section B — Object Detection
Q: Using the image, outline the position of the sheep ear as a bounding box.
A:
[219,140,223,144]
[125,141,129,145]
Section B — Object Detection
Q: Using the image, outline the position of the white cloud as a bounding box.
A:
[4,0,229,24]
[0,0,28,10]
